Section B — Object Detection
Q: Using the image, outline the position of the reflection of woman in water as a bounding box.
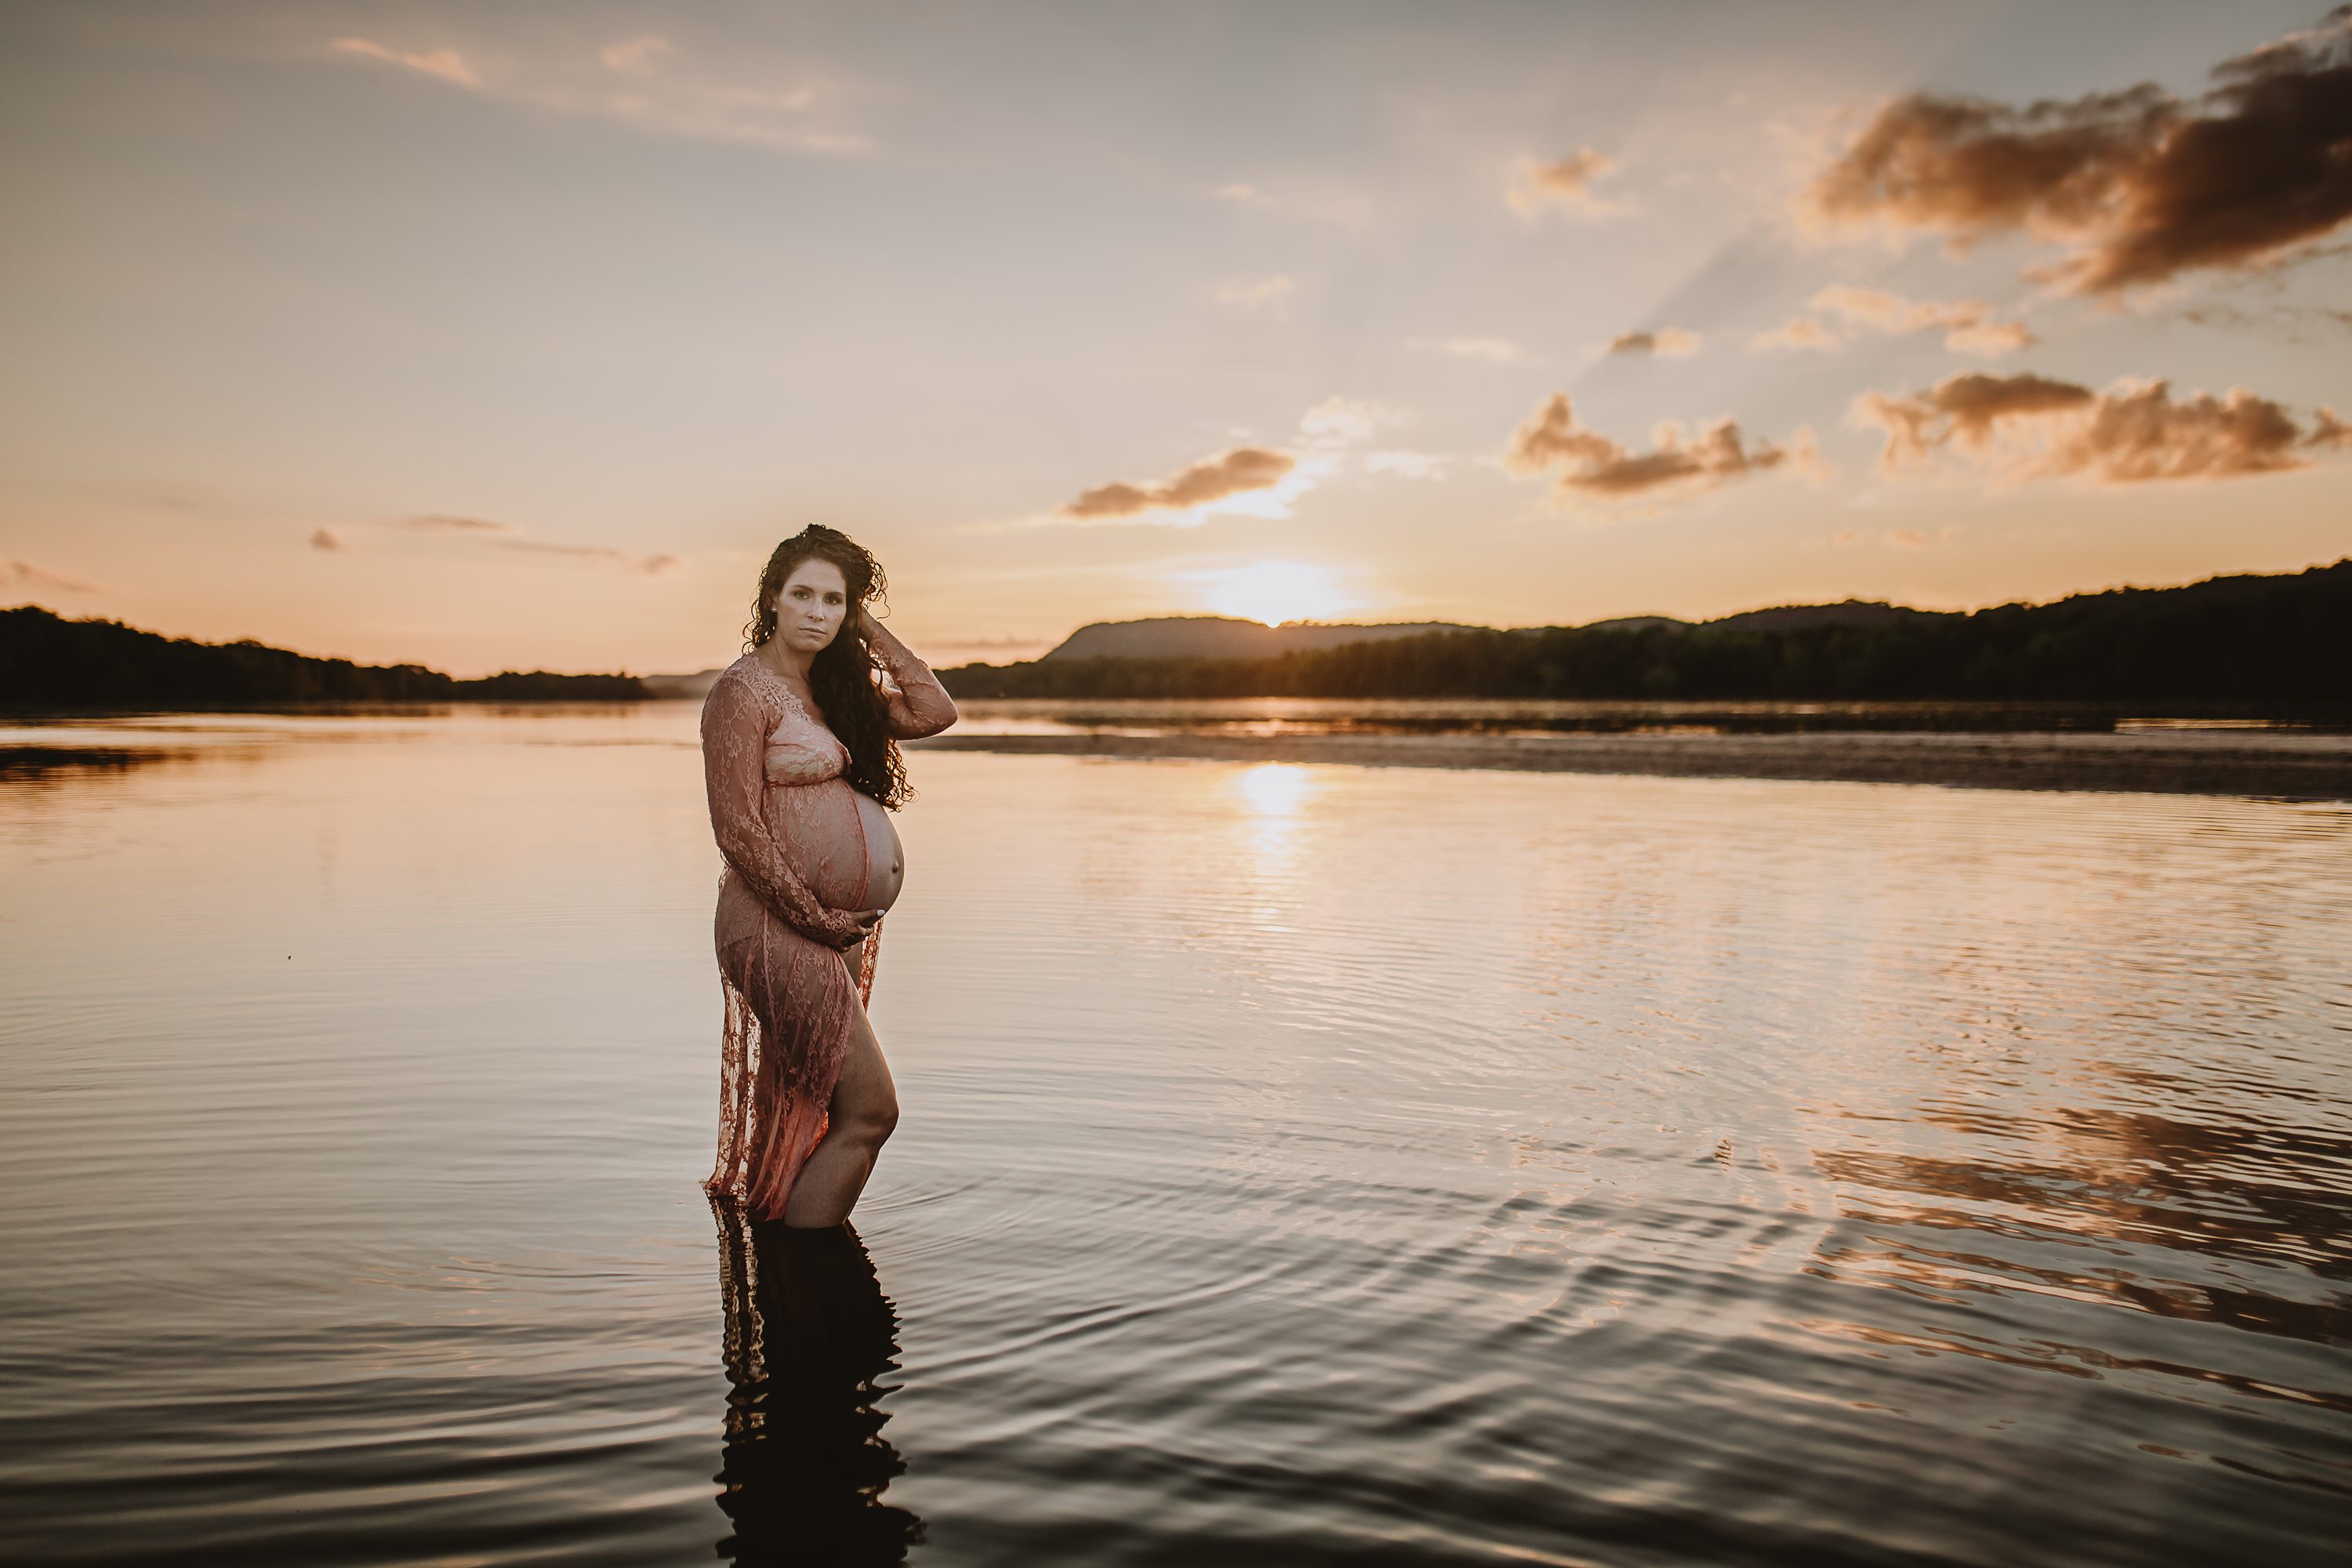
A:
[701,525,957,1226]
[715,1208,922,1561]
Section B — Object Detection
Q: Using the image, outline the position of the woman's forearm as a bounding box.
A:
[870,620,960,739]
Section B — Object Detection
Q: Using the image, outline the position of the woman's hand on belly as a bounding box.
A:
[803,905,884,951]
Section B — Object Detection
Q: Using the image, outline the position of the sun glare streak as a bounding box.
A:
[1228,762,1321,889]
[1234,762,1318,818]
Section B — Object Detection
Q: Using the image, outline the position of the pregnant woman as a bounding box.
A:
[700,524,958,1228]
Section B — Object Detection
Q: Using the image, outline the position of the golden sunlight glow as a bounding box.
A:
[1197,561,1356,626]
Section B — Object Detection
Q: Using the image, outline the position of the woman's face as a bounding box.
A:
[771,557,852,655]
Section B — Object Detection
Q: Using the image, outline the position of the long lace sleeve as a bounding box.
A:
[702,674,869,947]
[869,624,959,739]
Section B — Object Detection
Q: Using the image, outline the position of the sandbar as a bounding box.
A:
[905,728,2352,799]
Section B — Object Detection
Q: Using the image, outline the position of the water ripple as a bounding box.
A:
[2,718,2348,1564]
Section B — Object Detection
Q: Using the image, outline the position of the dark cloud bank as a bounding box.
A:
[1807,9,2352,292]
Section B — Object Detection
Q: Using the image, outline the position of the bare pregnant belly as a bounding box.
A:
[855,790,904,911]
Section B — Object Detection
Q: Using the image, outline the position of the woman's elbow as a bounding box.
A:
[711,826,764,876]
[898,698,958,739]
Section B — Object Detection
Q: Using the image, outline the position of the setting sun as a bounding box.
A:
[1196,561,1356,627]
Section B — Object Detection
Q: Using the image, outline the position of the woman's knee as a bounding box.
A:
[839,1092,898,1146]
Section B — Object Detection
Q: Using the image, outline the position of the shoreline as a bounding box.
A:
[905,728,2352,799]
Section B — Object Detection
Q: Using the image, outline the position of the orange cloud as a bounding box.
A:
[1850,371,2350,481]
[1801,12,2352,293]
[332,37,479,87]
[1062,448,1298,520]
[309,527,350,552]
[1608,328,1702,358]
[1754,285,2035,358]
[1508,149,1620,216]
[1503,393,1824,504]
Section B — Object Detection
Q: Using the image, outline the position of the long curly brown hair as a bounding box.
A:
[744,525,913,809]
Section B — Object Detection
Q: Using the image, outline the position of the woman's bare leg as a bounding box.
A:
[782,1003,898,1229]
[837,937,869,1003]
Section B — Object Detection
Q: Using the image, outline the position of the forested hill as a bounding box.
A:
[1043,615,1482,661]
[1,606,651,707]
[939,561,2352,703]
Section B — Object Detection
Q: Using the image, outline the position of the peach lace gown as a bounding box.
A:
[699,644,957,1220]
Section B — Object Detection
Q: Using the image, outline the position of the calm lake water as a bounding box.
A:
[2,705,2348,1566]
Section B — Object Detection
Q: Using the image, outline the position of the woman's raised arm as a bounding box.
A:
[868,619,959,739]
[702,673,869,949]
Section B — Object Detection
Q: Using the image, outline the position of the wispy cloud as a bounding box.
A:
[1799,11,2352,294]
[332,37,477,87]
[327,31,869,156]
[1366,450,1452,480]
[374,514,676,572]
[396,514,511,533]
[1835,525,1960,549]
[1850,371,2351,482]
[497,539,681,573]
[600,34,673,74]
[1503,393,1826,506]
[309,527,350,552]
[2176,301,2352,337]
[1508,149,1622,217]
[1296,396,1397,449]
[1608,328,1702,358]
[1207,177,1375,227]
[1752,285,2036,358]
[1406,336,1523,363]
[1750,315,1844,353]
[2,556,100,593]
[1214,274,1295,317]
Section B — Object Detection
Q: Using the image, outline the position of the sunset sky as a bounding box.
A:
[3,1,2348,676]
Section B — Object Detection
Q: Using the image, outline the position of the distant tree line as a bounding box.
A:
[0,606,650,707]
[942,561,2351,705]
